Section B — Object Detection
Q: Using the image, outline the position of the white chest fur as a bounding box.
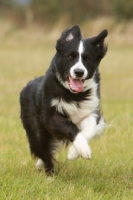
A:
[51,79,99,125]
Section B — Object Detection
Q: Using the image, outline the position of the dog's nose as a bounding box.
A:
[74,69,84,78]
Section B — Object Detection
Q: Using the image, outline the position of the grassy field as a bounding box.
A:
[0,39,133,200]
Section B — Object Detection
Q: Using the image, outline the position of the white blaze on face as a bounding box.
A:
[68,40,88,93]
[70,41,88,80]
[78,40,84,59]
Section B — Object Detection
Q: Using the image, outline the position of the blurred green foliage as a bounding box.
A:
[0,0,132,25]
[0,0,10,6]
[112,0,133,20]
[30,0,112,23]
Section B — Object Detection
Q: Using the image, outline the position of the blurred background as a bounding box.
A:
[1,1,133,199]
[0,0,133,44]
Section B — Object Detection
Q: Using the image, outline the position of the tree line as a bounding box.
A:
[0,0,133,25]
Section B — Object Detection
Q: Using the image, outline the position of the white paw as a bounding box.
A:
[36,158,44,171]
[73,133,91,159]
[67,145,79,160]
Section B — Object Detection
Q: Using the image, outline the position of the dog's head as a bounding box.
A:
[54,25,108,93]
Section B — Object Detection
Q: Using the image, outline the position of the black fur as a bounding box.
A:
[20,25,108,175]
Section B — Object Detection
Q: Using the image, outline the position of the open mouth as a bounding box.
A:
[67,76,84,93]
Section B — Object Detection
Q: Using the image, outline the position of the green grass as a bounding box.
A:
[0,40,133,200]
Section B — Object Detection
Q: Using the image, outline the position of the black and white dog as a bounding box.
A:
[20,25,108,176]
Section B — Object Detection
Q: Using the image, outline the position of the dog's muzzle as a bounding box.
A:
[74,68,85,78]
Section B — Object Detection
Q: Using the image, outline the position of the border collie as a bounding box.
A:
[20,25,108,176]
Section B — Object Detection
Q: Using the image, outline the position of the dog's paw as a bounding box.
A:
[67,145,79,160]
[36,158,44,171]
[73,133,91,159]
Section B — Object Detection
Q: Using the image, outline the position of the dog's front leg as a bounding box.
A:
[44,112,91,159]
[72,133,92,159]
[67,114,98,160]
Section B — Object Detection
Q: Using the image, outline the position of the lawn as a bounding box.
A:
[0,39,133,200]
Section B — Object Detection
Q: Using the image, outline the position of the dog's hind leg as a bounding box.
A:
[36,158,44,171]
[20,89,55,176]
[26,125,55,176]
[21,112,55,175]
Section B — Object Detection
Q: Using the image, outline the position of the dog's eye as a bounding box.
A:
[86,57,90,61]
[83,56,90,62]
[68,55,74,60]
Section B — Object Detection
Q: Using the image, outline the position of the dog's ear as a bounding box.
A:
[63,25,82,42]
[91,29,108,45]
[90,29,108,59]
[56,25,82,51]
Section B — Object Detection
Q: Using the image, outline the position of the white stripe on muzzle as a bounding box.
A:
[70,41,88,79]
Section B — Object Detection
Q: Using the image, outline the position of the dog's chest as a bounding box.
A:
[51,94,99,125]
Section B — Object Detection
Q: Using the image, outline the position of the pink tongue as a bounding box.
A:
[69,77,83,92]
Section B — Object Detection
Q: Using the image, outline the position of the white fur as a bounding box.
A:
[70,41,88,79]
[52,48,105,160]
[55,72,70,91]
[66,33,74,41]
[51,79,99,124]
[67,115,105,160]
[79,40,84,54]
[83,78,97,92]
[36,158,44,171]
[51,76,105,160]
[80,114,97,140]
[67,145,79,160]
[55,41,92,92]
[73,133,91,159]
[51,98,78,117]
